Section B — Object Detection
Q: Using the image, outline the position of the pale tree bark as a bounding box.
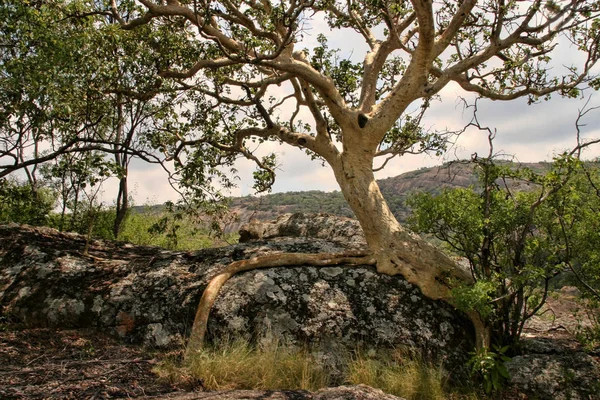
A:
[109,0,599,356]
[329,142,489,350]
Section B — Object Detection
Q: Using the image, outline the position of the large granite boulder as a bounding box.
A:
[0,216,474,371]
[506,337,600,400]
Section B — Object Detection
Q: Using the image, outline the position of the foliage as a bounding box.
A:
[467,345,511,394]
[3,0,599,264]
[42,152,119,233]
[13,0,593,218]
[408,155,600,348]
[575,305,600,351]
[544,162,600,304]
[0,0,205,235]
[46,205,117,240]
[117,205,236,250]
[0,178,55,226]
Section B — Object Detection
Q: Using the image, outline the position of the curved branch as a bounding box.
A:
[433,0,477,58]
[184,250,375,359]
[262,53,349,128]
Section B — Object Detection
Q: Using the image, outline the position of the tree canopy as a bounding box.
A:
[3,0,600,353]
[3,0,600,206]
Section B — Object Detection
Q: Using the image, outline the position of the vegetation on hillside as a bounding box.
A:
[0,178,234,250]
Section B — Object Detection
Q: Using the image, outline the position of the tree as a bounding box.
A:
[408,102,600,348]
[41,151,118,234]
[0,0,191,236]
[409,155,600,348]
[8,1,600,355]
[551,160,600,346]
[545,160,600,304]
[104,0,600,354]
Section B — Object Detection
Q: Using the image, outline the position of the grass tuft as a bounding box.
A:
[346,348,447,400]
[158,337,329,391]
[155,337,484,399]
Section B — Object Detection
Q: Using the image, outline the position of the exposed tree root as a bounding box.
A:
[184,249,490,362]
[185,250,375,361]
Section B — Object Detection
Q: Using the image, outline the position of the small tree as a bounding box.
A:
[545,159,600,337]
[408,105,600,348]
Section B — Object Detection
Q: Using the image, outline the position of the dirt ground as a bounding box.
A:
[0,326,196,399]
[0,288,597,399]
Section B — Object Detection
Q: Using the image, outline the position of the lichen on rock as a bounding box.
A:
[0,217,474,372]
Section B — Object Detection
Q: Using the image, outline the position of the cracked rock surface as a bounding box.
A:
[156,385,406,399]
[0,216,474,371]
[506,337,600,400]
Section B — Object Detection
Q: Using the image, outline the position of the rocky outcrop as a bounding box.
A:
[239,213,365,248]
[506,337,600,400]
[159,385,406,400]
[0,219,474,371]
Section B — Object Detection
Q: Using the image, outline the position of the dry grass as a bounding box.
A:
[155,338,484,399]
[346,348,448,400]
[157,337,329,391]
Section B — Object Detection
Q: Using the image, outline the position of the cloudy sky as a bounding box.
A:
[102,12,600,206]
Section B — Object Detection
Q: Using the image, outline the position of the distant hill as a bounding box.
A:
[224,161,550,232]
[133,161,551,233]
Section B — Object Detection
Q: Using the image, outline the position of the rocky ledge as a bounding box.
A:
[157,385,406,400]
[0,214,473,373]
[2,213,598,399]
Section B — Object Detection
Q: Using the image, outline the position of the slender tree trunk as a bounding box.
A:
[112,97,129,239]
[331,148,490,349]
[113,177,128,238]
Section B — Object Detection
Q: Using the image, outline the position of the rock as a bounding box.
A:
[506,338,600,400]
[239,213,366,249]
[559,285,582,298]
[157,385,405,399]
[0,219,474,372]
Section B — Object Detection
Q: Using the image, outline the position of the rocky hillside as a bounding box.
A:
[2,217,599,400]
[223,161,549,231]
[130,162,551,233]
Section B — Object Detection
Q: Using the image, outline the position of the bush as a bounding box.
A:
[0,178,55,226]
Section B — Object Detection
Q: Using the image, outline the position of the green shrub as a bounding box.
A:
[0,178,55,226]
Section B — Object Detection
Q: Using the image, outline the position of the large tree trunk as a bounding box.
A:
[331,149,490,349]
